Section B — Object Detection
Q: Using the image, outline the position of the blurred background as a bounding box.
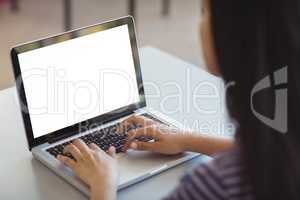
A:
[0,0,204,90]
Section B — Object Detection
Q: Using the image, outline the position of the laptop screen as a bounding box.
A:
[17,24,140,139]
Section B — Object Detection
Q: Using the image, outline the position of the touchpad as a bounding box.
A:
[116,151,194,187]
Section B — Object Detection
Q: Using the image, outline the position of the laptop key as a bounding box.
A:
[47,114,165,158]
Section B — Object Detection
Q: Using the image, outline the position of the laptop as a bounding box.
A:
[10,16,198,196]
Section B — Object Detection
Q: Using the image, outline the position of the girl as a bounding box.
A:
[58,0,300,199]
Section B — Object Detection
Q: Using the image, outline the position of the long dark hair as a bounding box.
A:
[210,0,300,199]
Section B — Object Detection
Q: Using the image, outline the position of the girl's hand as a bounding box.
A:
[119,115,187,155]
[57,139,118,200]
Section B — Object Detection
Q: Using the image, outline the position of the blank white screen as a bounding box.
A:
[18,25,140,138]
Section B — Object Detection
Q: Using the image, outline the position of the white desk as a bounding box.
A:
[0,47,229,200]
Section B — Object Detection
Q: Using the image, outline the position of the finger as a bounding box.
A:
[117,115,140,134]
[57,155,77,169]
[127,126,157,139]
[118,115,155,134]
[89,143,101,151]
[72,139,90,156]
[64,144,83,162]
[123,126,158,151]
[107,146,116,158]
[129,141,158,151]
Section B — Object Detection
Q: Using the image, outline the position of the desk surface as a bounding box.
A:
[0,47,228,200]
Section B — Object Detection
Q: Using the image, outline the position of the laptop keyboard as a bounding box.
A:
[46,113,167,159]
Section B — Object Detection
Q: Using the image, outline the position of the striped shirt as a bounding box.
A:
[163,149,254,200]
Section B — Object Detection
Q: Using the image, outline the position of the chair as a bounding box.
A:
[63,0,172,31]
[0,0,19,11]
[128,0,171,19]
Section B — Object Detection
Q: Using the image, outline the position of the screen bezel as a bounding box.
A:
[10,16,146,150]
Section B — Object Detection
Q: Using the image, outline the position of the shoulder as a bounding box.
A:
[164,148,255,200]
[184,148,254,200]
